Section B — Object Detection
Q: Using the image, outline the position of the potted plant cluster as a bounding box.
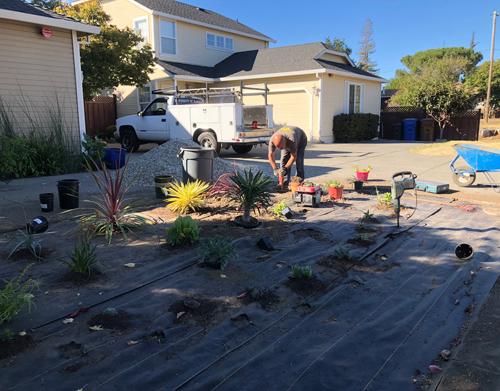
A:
[326,180,344,200]
[354,165,372,182]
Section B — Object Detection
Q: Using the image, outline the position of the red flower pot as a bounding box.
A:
[328,186,344,199]
[356,171,370,181]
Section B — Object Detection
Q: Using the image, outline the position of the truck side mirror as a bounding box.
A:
[137,111,143,117]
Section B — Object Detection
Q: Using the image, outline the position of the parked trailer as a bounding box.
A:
[450,143,500,191]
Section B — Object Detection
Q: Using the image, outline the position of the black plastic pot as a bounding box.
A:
[455,243,474,260]
[155,175,174,199]
[353,181,363,191]
[26,216,49,234]
[257,237,274,251]
[57,179,79,209]
[234,215,261,229]
[39,193,54,212]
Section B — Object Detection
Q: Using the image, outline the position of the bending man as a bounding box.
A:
[268,126,307,186]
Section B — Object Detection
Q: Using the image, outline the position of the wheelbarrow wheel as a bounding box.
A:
[452,166,476,187]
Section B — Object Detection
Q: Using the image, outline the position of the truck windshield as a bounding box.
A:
[143,98,168,116]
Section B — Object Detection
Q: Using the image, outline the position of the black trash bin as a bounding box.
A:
[57,179,80,209]
[392,123,403,140]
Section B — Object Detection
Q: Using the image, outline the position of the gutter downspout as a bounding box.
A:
[317,73,323,142]
[72,31,86,149]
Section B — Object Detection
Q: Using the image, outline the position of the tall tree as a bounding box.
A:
[465,59,500,111]
[391,56,478,139]
[324,37,352,56]
[32,0,156,101]
[356,18,378,74]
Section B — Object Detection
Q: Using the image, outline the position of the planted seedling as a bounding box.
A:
[289,265,313,279]
[1,328,14,342]
[166,216,200,246]
[353,233,368,241]
[250,287,270,299]
[199,235,238,270]
[272,200,288,216]
[102,308,118,317]
[376,189,393,206]
[334,244,352,260]
[362,210,374,220]
[58,233,99,275]
[8,228,42,260]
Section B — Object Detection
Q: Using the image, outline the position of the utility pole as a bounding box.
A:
[485,11,498,123]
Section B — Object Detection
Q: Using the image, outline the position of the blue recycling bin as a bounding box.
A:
[103,148,126,169]
[403,118,418,141]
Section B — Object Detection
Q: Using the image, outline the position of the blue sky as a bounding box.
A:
[167,0,499,82]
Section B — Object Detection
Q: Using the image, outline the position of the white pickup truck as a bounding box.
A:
[115,88,274,154]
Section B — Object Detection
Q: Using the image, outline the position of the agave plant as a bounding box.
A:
[226,169,273,224]
[73,154,147,243]
[167,179,211,213]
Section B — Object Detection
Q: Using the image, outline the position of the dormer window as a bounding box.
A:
[160,20,177,56]
[206,32,233,52]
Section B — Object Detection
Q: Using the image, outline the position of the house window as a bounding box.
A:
[206,32,234,52]
[345,82,364,114]
[134,17,149,49]
[138,85,151,111]
[160,20,177,56]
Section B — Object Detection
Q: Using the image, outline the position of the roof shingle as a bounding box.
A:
[0,0,85,24]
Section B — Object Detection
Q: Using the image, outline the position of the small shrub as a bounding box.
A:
[58,234,99,275]
[376,189,393,206]
[8,228,42,260]
[0,264,38,326]
[333,113,379,143]
[289,265,312,279]
[272,200,288,216]
[167,180,211,213]
[353,233,368,241]
[82,134,106,166]
[362,210,374,220]
[334,245,352,260]
[166,216,200,246]
[199,235,238,270]
[105,125,117,139]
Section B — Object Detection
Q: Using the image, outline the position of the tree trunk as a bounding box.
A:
[243,207,251,223]
[438,120,446,139]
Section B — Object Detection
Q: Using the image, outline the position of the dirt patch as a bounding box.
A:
[231,313,254,329]
[292,228,329,242]
[239,288,282,311]
[346,237,376,247]
[143,330,166,344]
[285,276,327,296]
[168,297,228,330]
[88,310,134,331]
[317,254,355,273]
[6,247,54,262]
[0,334,35,360]
[58,341,85,359]
[59,269,103,285]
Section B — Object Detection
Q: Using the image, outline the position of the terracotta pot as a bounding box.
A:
[290,182,300,193]
[356,171,370,181]
[328,186,344,200]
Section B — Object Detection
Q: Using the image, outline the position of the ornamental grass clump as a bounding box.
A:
[166,216,200,246]
[0,264,38,326]
[8,227,42,260]
[199,235,238,270]
[226,170,273,224]
[289,265,312,279]
[74,154,147,243]
[58,233,99,275]
[166,180,211,213]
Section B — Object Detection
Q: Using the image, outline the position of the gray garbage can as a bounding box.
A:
[177,147,215,183]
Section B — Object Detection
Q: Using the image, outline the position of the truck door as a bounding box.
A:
[137,98,168,142]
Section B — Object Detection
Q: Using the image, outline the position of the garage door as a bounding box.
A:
[268,91,310,137]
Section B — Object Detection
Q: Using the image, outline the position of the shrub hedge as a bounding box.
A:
[332,113,380,143]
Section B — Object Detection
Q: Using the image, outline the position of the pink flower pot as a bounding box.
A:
[328,186,344,200]
[356,171,370,181]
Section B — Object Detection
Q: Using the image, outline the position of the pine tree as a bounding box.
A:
[356,19,378,74]
[324,37,352,56]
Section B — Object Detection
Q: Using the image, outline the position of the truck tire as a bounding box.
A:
[232,144,254,154]
[121,129,140,152]
[197,132,220,154]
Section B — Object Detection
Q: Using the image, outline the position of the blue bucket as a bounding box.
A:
[103,148,126,169]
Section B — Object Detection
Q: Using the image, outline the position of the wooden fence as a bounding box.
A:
[380,107,480,141]
[84,95,117,137]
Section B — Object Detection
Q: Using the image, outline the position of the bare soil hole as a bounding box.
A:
[0,334,35,360]
[88,310,134,331]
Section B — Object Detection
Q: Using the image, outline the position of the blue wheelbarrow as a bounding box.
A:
[450,143,500,191]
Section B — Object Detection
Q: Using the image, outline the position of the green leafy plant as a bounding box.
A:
[58,233,99,275]
[289,265,313,279]
[199,235,238,270]
[334,245,352,260]
[1,328,14,342]
[0,264,38,326]
[376,189,393,206]
[353,233,368,241]
[102,307,118,316]
[362,210,374,220]
[326,180,343,188]
[74,154,148,243]
[226,169,273,224]
[167,179,211,214]
[272,200,288,216]
[8,228,42,260]
[354,165,372,173]
[250,287,270,299]
[82,134,106,168]
[166,216,200,246]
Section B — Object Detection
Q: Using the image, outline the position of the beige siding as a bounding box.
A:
[321,75,382,143]
[317,52,350,65]
[101,0,150,30]
[0,19,79,143]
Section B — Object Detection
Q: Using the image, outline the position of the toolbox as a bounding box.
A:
[292,185,322,207]
[415,179,449,194]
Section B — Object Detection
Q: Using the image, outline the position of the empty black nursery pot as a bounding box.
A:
[39,193,54,212]
[57,179,79,209]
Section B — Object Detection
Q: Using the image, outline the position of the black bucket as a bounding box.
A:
[455,243,474,260]
[26,216,49,234]
[39,193,54,212]
[155,175,173,199]
[57,179,80,209]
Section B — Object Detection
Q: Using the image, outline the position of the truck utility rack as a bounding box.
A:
[152,82,269,105]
